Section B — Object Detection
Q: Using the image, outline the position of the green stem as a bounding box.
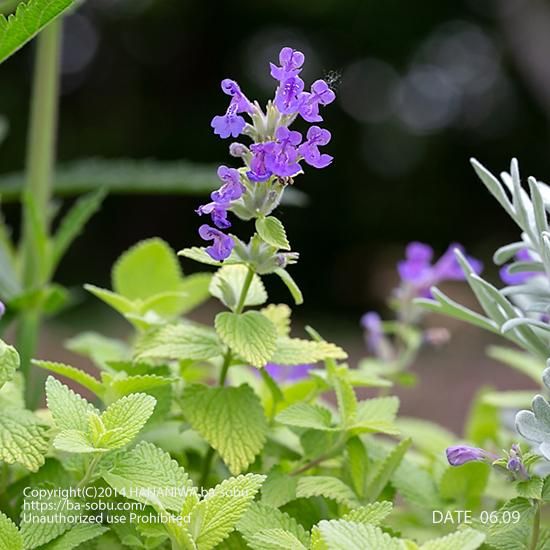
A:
[199,265,255,486]
[78,454,101,489]
[17,21,62,407]
[290,434,347,476]
[530,500,541,550]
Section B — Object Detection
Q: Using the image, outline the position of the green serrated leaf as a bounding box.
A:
[0,340,19,389]
[181,384,268,475]
[270,336,347,365]
[113,238,182,300]
[210,265,267,311]
[276,402,334,431]
[237,502,309,548]
[41,524,109,550]
[34,360,102,396]
[65,331,128,369]
[421,528,485,550]
[346,437,368,498]
[134,323,223,362]
[248,529,307,550]
[296,476,359,508]
[392,456,444,509]
[316,521,403,550]
[349,396,400,435]
[0,510,23,550]
[178,246,223,266]
[216,311,277,368]
[517,477,544,499]
[84,284,136,317]
[366,438,411,502]
[100,393,156,449]
[260,469,297,508]
[256,216,290,250]
[439,462,489,507]
[189,473,265,550]
[103,441,197,513]
[0,0,76,64]
[261,304,291,336]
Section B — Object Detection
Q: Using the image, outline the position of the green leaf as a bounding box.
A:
[215,311,277,368]
[296,476,359,508]
[34,360,102,396]
[65,331,128,369]
[255,216,290,250]
[248,529,307,550]
[274,268,303,305]
[276,402,334,431]
[100,392,156,449]
[395,417,455,456]
[270,336,347,365]
[134,323,223,362]
[45,376,99,432]
[349,396,400,435]
[178,247,223,266]
[103,441,197,513]
[189,473,265,550]
[342,501,393,525]
[517,477,544,499]
[0,510,23,550]
[41,524,109,550]
[482,390,534,408]
[346,437,368,498]
[237,502,309,548]
[84,284,136,317]
[392,456,444,509]
[0,0,76,64]
[0,409,48,470]
[315,521,403,550]
[334,376,357,428]
[53,429,97,453]
[113,238,182,300]
[0,340,19,389]
[365,438,411,502]
[421,528,485,550]
[260,469,297,508]
[210,265,267,311]
[439,462,489,506]
[465,391,499,446]
[50,188,106,273]
[105,373,172,402]
[181,384,268,475]
[261,304,291,336]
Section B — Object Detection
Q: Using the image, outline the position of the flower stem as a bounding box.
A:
[530,500,541,550]
[17,20,62,407]
[78,454,101,489]
[198,265,255,487]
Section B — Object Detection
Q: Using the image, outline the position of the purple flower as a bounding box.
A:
[265,363,312,383]
[196,202,230,229]
[265,127,302,177]
[506,443,529,479]
[274,76,305,115]
[500,248,538,285]
[299,80,336,123]
[270,47,305,82]
[211,102,246,139]
[446,445,492,466]
[398,242,483,298]
[198,224,234,261]
[0,302,5,318]
[247,143,275,182]
[221,79,253,114]
[211,166,245,203]
[298,126,333,169]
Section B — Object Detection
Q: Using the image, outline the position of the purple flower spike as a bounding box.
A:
[446,445,492,466]
[298,126,333,169]
[265,363,312,383]
[198,224,234,261]
[299,79,336,122]
[274,76,305,115]
[398,242,482,298]
[270,47,305,82]
[247,143,275,182]
[211,103,246,139]
[361,312,384,355]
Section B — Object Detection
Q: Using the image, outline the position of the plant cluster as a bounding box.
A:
[3,4,550,549]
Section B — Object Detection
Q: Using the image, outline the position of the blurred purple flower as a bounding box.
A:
[198,224,234,261]
[265,363,312,383]
[398,242,482,298]
[270,47,305,82]
[298,126,333,169]
[500,248,538,285]
[299,79,336,122]
[446,445,493,466]
[0,302,5,318]
[361,312,384,354]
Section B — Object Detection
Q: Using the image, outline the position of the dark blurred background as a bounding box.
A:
[2,0,549,428]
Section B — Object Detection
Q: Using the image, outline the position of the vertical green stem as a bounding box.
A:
[530,500,541,550]
[17,21,62,407]
[199,265,255,487]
